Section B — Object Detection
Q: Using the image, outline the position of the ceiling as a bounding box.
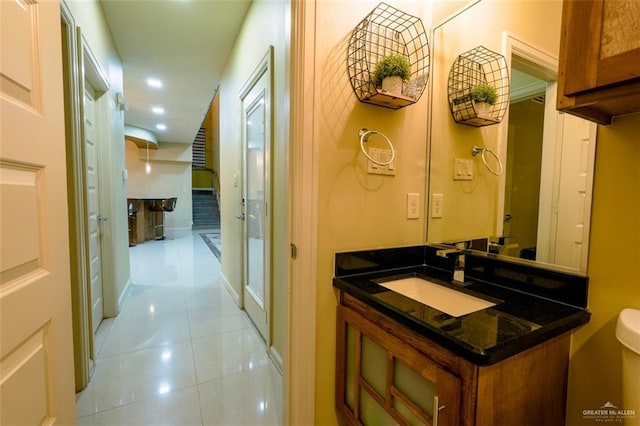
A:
[101,0,253,144]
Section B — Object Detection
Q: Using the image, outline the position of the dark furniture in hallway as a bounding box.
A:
[127,197,177,245]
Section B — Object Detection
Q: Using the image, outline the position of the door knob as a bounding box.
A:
[236,213,245,221]
[97,215,109,222]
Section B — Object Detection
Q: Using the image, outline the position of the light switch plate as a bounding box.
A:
[453,158,473,180]
[367,147,396,176]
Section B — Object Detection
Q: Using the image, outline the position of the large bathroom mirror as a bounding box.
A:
[426,0,597,274]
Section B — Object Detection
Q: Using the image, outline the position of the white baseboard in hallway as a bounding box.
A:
[220,270,241,309]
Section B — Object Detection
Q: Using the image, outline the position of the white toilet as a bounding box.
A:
[616,308,640,425]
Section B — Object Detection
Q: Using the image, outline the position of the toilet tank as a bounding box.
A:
[616,308,640,425]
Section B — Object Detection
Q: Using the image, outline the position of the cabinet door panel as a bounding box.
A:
[561,0,640,96]
[345,324,358,412]
[560,0,602,95]
[337,305,461,426]
[596,49,640,89]
[361,334,388,396]
[393,397,426,426]
[360,390,397,426]
[393,359,436,417]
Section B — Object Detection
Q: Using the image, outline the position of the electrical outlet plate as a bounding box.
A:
[407,193,419,219]
[431,193,443,218]
[367,147,396,176]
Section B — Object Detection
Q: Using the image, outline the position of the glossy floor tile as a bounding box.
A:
[198,230,221,262]
[77,231,282,425]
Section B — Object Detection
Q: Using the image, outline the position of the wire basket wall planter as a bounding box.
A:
[347,2,429,110]
[448,46,509,126]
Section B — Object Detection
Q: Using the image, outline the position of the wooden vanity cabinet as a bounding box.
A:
[557,0,640,124]
[336,293,571,426]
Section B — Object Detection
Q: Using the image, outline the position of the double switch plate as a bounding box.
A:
[367,147,396,176]
[454,158,473,180]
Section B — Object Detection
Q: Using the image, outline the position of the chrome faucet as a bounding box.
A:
[436,246,467,285]
[436,248,460,257]
[488,238,503,254]
[488,235,517,254]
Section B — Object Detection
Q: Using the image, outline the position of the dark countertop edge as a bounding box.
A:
[335,244,589,308]
[333,275,591,366]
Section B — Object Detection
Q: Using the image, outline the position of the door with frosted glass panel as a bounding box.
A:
[240,48,272,343]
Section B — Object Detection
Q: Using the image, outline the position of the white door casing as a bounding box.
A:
[240,47,273,343]
[0,0,76,423]
[84,84,104,334]
[287,0,318,422]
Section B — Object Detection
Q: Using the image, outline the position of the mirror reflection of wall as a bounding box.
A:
[503,66,545,260]
[426,0,597,273]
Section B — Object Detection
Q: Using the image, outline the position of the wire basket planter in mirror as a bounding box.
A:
[448,46,509,126]
[347,2,429,110]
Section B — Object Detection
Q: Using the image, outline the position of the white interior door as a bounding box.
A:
[0,0,76,423]
[240,49,273,343]
[552,115,596,270]
[536,82,596,271]
[84,84,104,334]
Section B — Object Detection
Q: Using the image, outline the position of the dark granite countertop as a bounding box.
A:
[333,246,591,366]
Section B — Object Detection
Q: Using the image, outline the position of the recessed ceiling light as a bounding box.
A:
[152,106,165,114]
[156,124,167,131]
[146,78,163,88]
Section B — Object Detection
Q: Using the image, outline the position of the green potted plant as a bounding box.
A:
[470,82,498,115]
[373,53,411,95]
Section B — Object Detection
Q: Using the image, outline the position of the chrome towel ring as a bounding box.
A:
[472,146,503,176]
[359,128,395,166]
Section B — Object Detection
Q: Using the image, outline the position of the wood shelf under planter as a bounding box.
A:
[361,89,417,110]
[451,94,501,125]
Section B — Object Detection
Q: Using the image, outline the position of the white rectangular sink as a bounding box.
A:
[378,277,496,317]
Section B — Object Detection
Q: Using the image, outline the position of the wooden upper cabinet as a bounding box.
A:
[557,0,640,124]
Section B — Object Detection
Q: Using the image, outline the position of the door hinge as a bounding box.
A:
[290,243,297,259]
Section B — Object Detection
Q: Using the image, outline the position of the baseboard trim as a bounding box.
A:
[165,227,192,238]
[220,271,241,308]
[116,277,132,316]
[269,345,284,375]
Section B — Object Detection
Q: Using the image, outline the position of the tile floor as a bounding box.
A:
[198,230,221,262]
[76,231,282,425]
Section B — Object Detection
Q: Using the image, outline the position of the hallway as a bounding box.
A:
[76,231,282,425]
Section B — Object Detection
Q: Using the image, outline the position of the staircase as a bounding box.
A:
[192,189,220,230]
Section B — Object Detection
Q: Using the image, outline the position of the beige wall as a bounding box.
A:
[218,0,289,365]
[66,0,130,315]
[566,113,640,424]
[125,141,193,235]
[313,1,430,422]
[504,99,544,254]
[432,0,475,24]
